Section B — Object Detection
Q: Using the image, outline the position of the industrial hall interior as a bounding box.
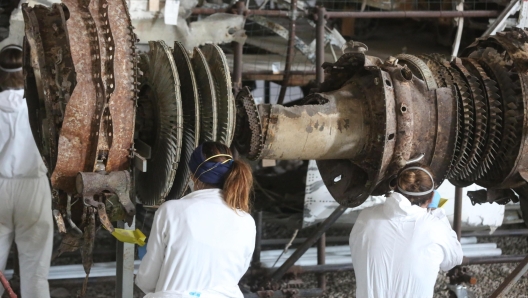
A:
[1,0,528,297]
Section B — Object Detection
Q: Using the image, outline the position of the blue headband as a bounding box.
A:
[188,144,234,185]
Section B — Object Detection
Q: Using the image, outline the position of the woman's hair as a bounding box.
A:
[0,45,23,90]
[396,164,435,206]
[200,142,253,213]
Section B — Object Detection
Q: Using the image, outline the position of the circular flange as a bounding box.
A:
[135,41,183,206]
[191,47,217,143]
[201,44,235,145]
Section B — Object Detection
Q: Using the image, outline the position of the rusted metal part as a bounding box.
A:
[489,254,528,298]
[395,54,438,90]
[192,47,218,143]
[0,270,17,298]
[83,196,115,233]
[201,44,235,145]
[81,208,96,298]
[234,87,263,160]
[277,0,297,105]
[22,3,76,175]
[105,0,136,172]
[50,0,96,193]
[135,41,182,206]
[258,84,369,160]
[53,209,67,234]
[76,171,134,224]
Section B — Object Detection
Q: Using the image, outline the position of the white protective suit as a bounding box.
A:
[349,192,463,298]
[0,89,53,298]
[136,188,256,298]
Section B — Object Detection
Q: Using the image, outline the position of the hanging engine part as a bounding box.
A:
[235,28,528,224]
[21,0,236,295]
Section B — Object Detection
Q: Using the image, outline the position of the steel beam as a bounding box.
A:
[489,254,528,297]
[270,206,347,281]
[116,219,135,298]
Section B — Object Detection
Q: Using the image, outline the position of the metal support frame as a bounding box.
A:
[232,1,245,94]
[277,0,297,105]
[253,211,263,264]
[270,206,347,281]
[116,219,135,298]
[315,6,326,87]
[316,233,326,290]
[489,254,528,298]
[453,187,463,240]
[482,0,521,37]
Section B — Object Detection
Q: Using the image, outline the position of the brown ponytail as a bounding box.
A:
[223,159,253,212]
[200,142,253,212]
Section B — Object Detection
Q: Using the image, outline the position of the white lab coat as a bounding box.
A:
[136,188,256,298]
[349,192,463,298]
[0,89,52,298]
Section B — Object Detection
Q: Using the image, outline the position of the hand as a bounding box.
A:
[138,244,147,260]
[428,190,441,208]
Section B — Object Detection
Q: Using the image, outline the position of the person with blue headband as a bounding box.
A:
[0,45,53,298]
[136,142,256,298]
[349,164,463,298]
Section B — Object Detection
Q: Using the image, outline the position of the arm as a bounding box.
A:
[135,206,168,294]
[435,210,464,271]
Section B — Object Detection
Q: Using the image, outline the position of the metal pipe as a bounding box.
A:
[191,7,498,19]
[243,288,324,297]
[232,1,245,94]
[277,0,297,105]
[315,6,326,85]
[252,211,263,264]
[285,255,528,274]
[462,229,528,238]
[317,233,326,290]
[259,229,528,247]
[464,255,527,265]
[325,10,499,19]
[489,254,528,298]
[453,187,463,240]
[270,205,347,281]
[482,0,521,37]
[0,271,17,298]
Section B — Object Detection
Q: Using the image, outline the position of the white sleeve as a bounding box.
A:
[435,210,463,271]
[243,219,257,273]
[135,206,169,294]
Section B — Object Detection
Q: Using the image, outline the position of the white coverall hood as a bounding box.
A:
[349,192,463,298]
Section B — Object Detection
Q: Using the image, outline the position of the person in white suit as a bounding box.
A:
[349,165,463,298]
[0,44,53,298]
[136,142,256,298]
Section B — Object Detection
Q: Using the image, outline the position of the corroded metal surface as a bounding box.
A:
[22,3,76,174]
[104,0,137,172]
[235,28,528,209]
